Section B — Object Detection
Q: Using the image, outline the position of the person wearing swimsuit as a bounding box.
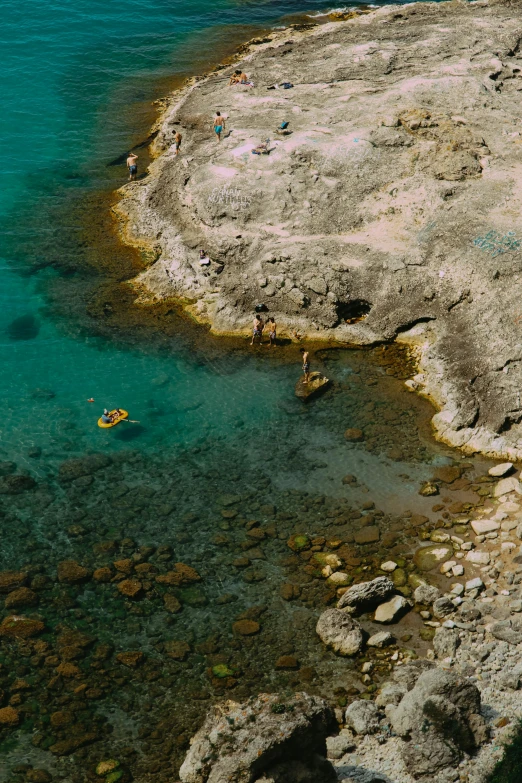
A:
[250,314,264,346]
[173,131,182,156]
[300,347,310,383]
[213,111,226,142]
[267,317,277,347]
[126,153,138,181]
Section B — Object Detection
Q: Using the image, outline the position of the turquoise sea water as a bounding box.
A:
[0,0,438,477]
[0,0,478,779]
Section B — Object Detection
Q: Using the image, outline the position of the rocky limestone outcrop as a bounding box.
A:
[117,1,522,461]
[178,692,337,783]
[388,669,487,779]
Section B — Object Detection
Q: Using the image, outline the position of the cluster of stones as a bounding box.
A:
[306,461,522,781]
[176,452,522,783]
[1,384,514,783]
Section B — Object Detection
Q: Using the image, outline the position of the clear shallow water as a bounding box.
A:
[0,0,441,478]
[0,0,478,779]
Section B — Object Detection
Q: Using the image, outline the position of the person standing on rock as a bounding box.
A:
[267,317,277,347]
[213,111,226,142]
[173,131,182,156]
[251,314,264,345]
[300,347,310,383]
[126,152,138,181]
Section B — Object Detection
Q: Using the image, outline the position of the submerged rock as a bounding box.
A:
[4,587,38,609]
[0,475,36,494]
[58,453,111,482]
[57,560,91,584]
[0,615,44,639]
[0,571,28,593]
[0,706,20,726]
[179,692,337,783]
[344,428,364,442]
[414,544,453,572]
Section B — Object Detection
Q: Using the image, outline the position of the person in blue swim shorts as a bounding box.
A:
[213,111,226,142]
[126,152,138,181]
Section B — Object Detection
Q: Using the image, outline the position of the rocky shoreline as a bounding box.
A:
[116,0,522,463]
[3,402,522,783]
[178,463,522,783]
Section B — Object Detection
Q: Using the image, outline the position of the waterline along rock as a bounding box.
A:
[118,0,522,463]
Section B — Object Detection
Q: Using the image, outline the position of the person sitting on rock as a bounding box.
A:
[199,250,211,266]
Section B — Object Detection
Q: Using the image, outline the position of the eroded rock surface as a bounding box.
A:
[389,669,486,779]
[178,692,337,783]
[337,576,395,611]
[316,608,364,656]
[118,1,522,460]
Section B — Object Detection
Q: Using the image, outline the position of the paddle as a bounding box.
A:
[119,418,140,424]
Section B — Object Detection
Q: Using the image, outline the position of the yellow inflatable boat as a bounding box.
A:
[98,409,129,428]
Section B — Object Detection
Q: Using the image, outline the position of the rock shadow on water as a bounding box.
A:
[6,314,39,341]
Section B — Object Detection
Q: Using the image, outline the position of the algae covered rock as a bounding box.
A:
[287,534,310,551]
[0,571,28,593]
[0,706,20,726]
[232,619,260,636]
[57,560,91,584]
[0,615,44,639]
[0,474,36,494]
[295,372,331,400]
[4,586,38,609]
[96,760,120,777]
[116,651,144,667]
[414,544,453,572]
